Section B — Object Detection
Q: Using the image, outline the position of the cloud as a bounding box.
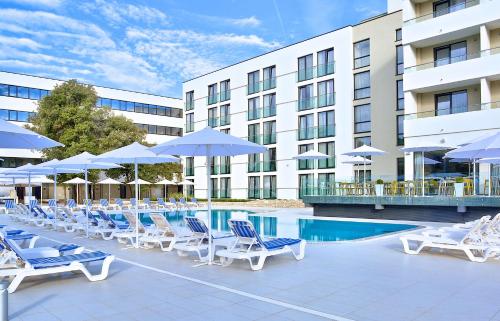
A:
[7,0,64,8]
[227,16,261,27]
[0,35,47,50]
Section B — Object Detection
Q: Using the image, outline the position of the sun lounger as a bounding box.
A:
[179,198,198,209]
[113,211,150,245]
[157,198,174,211]
[140,213,193,251]
[216,219,306,271]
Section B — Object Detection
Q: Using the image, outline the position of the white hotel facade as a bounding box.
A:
[183,0,500,200]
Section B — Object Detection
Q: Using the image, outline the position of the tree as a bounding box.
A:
[29,80,182,188]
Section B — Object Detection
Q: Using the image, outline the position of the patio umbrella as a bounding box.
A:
[37,159,84,206]
[0,118,62,149]
[342,145,385,194]
[477,157,500,196]
[445,132,500,195]
[401,142,454,196]
[293,150,329,160]
[423,157,441,165]
[156,179,176,199]
[92,142,179,247]
[63,177,90,203]
[341,156,372,182]
[127,178,151,200]
[150,127,266,265]
[55,152,122,236]
[97,178,122,202]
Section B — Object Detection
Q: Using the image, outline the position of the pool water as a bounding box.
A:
[109,209,418,242]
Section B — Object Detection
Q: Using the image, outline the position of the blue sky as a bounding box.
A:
[0,0,386,97]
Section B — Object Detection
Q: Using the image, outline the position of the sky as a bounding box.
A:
[0,0,386,98]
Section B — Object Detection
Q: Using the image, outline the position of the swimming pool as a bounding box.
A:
[109,209,419,242]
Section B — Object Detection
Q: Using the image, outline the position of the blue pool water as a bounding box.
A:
[109,209,418,242]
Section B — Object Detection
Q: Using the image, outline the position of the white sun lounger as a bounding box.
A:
[140,213,194,251]
[113,211,151,245]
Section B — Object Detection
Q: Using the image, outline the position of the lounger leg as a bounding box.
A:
[80,256,115,282]
[8,272,26,293]
[291,241,306,260]
[163,239,175,252]
[28,236,39,248]
[401,238,426,255]
[250,255,267,271]
[463,248,488,263]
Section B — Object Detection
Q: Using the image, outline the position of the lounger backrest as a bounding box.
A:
[463,217,490,244]
[1,234,28,263]
[123,211,145,233]
[82,209,99,225]
[144,198,151,205]
[150,213,174,235]
[114,198,123,207]
[157,198,165,205]
[179,198,186,204]
[191,198,197,204]
[185,217,208,237]
[4,199,15,209]
[228,219,265,247]
[130,198,137,206]
[29,199,38,209]
[169,197,177,204]
[96,210,115,228]
[48,199,57,208]
[100,199,108,207]
[67,199,76,208]
[83,199,92,207]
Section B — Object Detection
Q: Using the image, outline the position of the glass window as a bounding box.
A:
[0,84,8,96]
[0,110,8,120]
[397,115,404,146]
[263,121,276,145]
[263,176,276,199]
[317,79,334,107]
[248,176,260,199]
[208,107,218,128]
[220,104,230,126]
[317,48,334,77]
[354,136,371,148]
[110,99,119,110]
[396,28,402,41]
[220,178,231,198]
[17,87,29,99]
[17,111,29,122]
[397,80,404,110]
[354,39,370,69]
[433,0,466,17]
[219,80,230,102]
[318,173,335,196]
[397,158,405,181]
[186,113,194,133]
[318,141,335,169]
[208,84,217,105]
[263,66,276,90]
[263,148,276,172]
[210,178,218,198]
[185,157,194,176]
[298,144,314,170]
[29,88,41,100]
[299,174,314,198]
[354,104,371,133]
[185,90,195,110]
[297,54,313,81]
[147,125,156,134]
[8,86,17,97]
[434,41,467,67]
[126,101,134,112]
[8,110,16,121]
[157,126,166,135]
[354,71,370,99]
[435,90,468,115]
[298,114,314,140]
[263,93,276,117]
[396,45,404,75]
[40,90,49,98]
[247,70,260,94]
[318,110,335,138]
[298,84,314,111]
[248,153,260,173]
[248,123,260,144]
[101,98,111,108]
[247,97,260,120]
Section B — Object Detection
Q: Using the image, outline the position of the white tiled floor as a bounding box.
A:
[4,209,500,321]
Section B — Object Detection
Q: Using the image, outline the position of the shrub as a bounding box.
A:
[455,177,464,183]
[376,179,384,184]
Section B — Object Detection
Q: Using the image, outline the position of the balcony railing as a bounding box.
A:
[247,108,262,121]
[403,0,480,25]
[297,125,335,140]
[210,165,218,175]
[263,78,277,91]
[185,101,194,111]
[263,188,277,199]
[219,189,231,199]
[318,156,335,169]
[297,67,314,82]
[247,134,261,144]
[263,104,277,118]
[211,188,219,198]
[248,188,261,199]
[219,163,231,175]
[219,90,231,102]
[405,50,489,72]
[317,62,335,77]
[247,82,261,95]
[248,161,261,173]
[262,133,276,145]
[297,97,316,111]
[185,123,194,133]
[297,159,315,170]
[207,117,218,128]
[220,115,230,126]
[404,101,500,120]
[263,161,277,172]
[207,94,218,105]
[317,93,336,108]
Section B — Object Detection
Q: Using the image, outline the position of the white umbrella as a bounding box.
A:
[293,150,329,160]
[423,157,441,165]
[37,159,83,206]
[92,142,179,247]
[0,118,62,149]
[176,180,195,185]
[477,157,500,196]
[150,127,266,265]
[401,142,455,196]
[63,177,90,203]
[342,156,372,182]
[127,179,151,200]
[156,179,176,199]
[97,178,122,203]
[342,145,385,194]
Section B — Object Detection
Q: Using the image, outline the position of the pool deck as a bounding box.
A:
[5,207,500,321]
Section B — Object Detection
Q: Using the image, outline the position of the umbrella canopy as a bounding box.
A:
[458,132,497,147]
[0,118,62,149]
[423,157,441,165]
[127,179,151,185]
[293,150,329,160]
[63,177,90,184]
[93,142,179,247]
[477,157,500,164]
[341,156,372,165]
[150,127,267,265]
[445,132,500,159]
[176,180,195,185]
[97,178,122,185]
[156,179,176,185]
[342,145,386,157]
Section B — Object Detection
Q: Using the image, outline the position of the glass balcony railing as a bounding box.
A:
[263,78,276,91]
[297,159,314,170]
[263,161,277,172]
[207,117,218,128]
[297,125,335,140]
[185,101,194,111]
[317,93,335,108]
[317,62,335,77]
[210,165,218,175]
[211,188,219,198]
[263,188,277,199]
[404,102,500,120]
[263,104,277,118]
[262,133,276,145]
[248,134,262,144]
[185,123,194,133]
[297,127,316,140]
[219,189,231,199]
[317,125,335,138]
[207,95,218,105]
[219,163,231,174]
[185,168,194,176]
[296,67,314,82]
[248,162,261,173]
[318,156,335,169]
[248,188,261,199]
[403,0,480,25]
[219,115,230,126]
[247,82,261,95]
[297,97,316,111]
[219,90,231,102]
[247,108,262,121]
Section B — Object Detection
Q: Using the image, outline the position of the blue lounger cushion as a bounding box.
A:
[262,238,302,250]
[6,233,37,241]
[28,251,110,269]
[54,244,81,253]
[6,230,24,236]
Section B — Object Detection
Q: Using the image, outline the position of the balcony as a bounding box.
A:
[297,125,335,140]
[247,82,261,95]
[297,97,316,111]
[317,93,336,108]
[262,133,276,145]
[297,67,314,82]
[263,78,276,91]
[263,104,276,118]
[404,48,500,92]
[248,161,261,173]
[207,117,218,128]
[207,94,218,105]
[405,101,500,120]
[219,90,231,102]
[404,0,479,25]
[316,62,335,78]
[247,108,262,121]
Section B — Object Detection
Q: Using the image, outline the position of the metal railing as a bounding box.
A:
[219,115,230,126]
[247,108,262,121]
[207,94,218,105]
[404,101,500,120]
[297,125,335,140]
[403,0,480,25]
[219,90,231,102]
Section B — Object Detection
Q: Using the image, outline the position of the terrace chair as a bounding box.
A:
[113,211,150,245]
[216,219,306,271]
[88,210,130,240]
[142,198,152,209]
[180,198,198,209]
[400,217,498,262]
[130,198,144,209]
[52,208,82,232]
[0,235,114,293]
[4,199,16,216]
[174,217,234,262]
[140,213,194,251]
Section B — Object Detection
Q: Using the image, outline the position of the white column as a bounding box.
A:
[403,44,416,70]
[480,25,491,52]
[402,0,417,22]
[480,78,492,109]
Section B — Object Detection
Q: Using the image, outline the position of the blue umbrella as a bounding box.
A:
[0,118,62,149]
[150,127,267,265]
[92,142,179,247]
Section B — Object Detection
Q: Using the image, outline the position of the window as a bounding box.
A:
[17,87,29,99]
[248,176,261,199]
[318,173,335,196]
[435,90,468,115]
[354,104,371,133]
[220,155,231,174]
[297,54,313,81]
[208,108,218,128]
[317,80,335,107]
[298,114,314,140]
[299,174,314,198]
[263,176,277,199]
[263,66,276,90]
[263,93,276,117]
[134,124,182,136]
[219,80,230,102]
[210,156,218,175]
[221,128,230,135]
[247,70,260,94]
[247,97,260,120]
[396,28,402,41]
[318,111,335,138]
[208,84,218,105]
[356,170,371,184]
[396,45,404,75]
[354,71,370,99]
[397,80,404,110]
[185,91,194,111]
[397,115,404,146]
[433,0,466,17]
[298,144,314,170]
[248,153,261,172]
[186,113,194,133]
[434,41,467,67]
[29,88,41,100]
[263,148,276,172]
[298,84,314,111]
[397,158,405,181]
[263,121,276,145]
[0,109,35,122]
[220,104,230,126]
[318,141,335,169]
[220,178,231,198]
[317,48,334,77]
[354,39,370,69]
[185,157,194,176]
[0,84,8,96]
[210,178,218,198]
[354,136,371,148]
[248,123,260,144]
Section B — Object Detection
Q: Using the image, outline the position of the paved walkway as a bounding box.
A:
[4,211,500,321]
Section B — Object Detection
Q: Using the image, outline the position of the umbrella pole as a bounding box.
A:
[85,169,89,238]
[28,173,31,209]
[363,159,366,195]
[473,159,476,196]
[76,185,79,205]
[109,184,111,203]
[53,174,57,204]
[489,164,492,197]
[134,161,139,248]
[206,147,213,265]
[422,151,425,197]
[164,185,166,200]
